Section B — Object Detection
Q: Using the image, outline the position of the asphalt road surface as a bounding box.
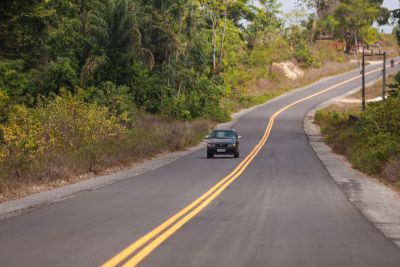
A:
[1,63,400,267]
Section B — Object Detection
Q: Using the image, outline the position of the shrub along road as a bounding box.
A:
[1,63,400,266]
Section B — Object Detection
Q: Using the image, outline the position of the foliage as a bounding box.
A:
[393,7,400,44]
[295,40,318,67]
[0,117,211,199]
[0,89,124,159]
[81,0,146,86]
[244,0,282,48]
[316,96,400,177]
[90,81,137,127]
[0,59,29,102]
[46,16,86,62]
[0,0,368,126]
[0,90,9,124]
[360,26,378,45]
[389,71,400,96]
[32,57,80,97]
[220,20,246,69]
[0,0,55,66]
[333,0,383,52]
[357,97,400,138]
[250,34,291,66]
[159,69,229,121]
[315,110,357,155]
[298,0,387,52]
[0,0,395,195]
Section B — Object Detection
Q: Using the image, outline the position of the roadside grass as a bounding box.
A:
[368,34,400,61]
[314,75,400,192]
[224,60,357,112]
[352,74,393,99]
[0,116,212,201]
[315,110,358,156]
[0,53,364,202]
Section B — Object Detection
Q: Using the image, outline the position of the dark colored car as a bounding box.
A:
[206,129,241,158]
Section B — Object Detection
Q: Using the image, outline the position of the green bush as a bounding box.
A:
[90,81,137,127]
[249,36,292,67]
[316,96,400,178]
[31,57,79,97]
[295,40,318,68]
[0,89,124,159]
[0,116,211,198]
[0,59,29,102]
[348,97,400,174]
[0,89,10,123]
[357,97,400,137]
[158,69,229,122]
[351,134,400,174]
[47,17,85,62]
[388,72,400,96]
[314,40,346,63]
[315,110,357,155]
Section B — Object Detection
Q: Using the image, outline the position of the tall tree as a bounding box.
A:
[297,0,339,42]
[199,0,226,74]
[0,0,55,66]
[392,1,400,44]
[245,0,282,49]
[80,0,151,85]
[334,0,381,53]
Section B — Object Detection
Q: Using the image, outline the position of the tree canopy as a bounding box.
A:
[0,0,395,124]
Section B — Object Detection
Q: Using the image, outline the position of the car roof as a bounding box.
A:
[212,129,236,132]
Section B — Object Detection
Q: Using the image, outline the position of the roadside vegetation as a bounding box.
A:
[0,0,397,200]
[314,2,400,191]
[315,73,400,191]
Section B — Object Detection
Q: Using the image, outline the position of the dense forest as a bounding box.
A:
[0,0,398,198]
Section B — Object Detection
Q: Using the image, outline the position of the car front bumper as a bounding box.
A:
[207,146,237,154]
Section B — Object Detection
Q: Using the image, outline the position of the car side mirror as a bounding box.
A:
[238,136,242,139]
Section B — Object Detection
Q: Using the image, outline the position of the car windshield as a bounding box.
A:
[211,130,236,139]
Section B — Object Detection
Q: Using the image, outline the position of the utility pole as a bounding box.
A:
[382,52,386,101]
[361,47,387,111]
[361,46,366,111]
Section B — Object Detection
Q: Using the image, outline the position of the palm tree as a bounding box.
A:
[80,0,153,85]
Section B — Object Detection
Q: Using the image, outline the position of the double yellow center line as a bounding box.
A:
[102,66,385,267]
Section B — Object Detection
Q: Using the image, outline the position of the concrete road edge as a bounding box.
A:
[304,91,400,248]
[0,67,374,221]
[0,80,303,220]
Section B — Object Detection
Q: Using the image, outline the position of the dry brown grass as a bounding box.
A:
[321,74,397,114]
[352,74,396,99]
[323,102,361,114]
[0,116,213,202]
[382,157,400,183]
[0,55,372,201]
[247,61,357,97]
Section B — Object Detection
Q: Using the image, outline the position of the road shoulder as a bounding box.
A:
[304,100,400,248]
[0,67,364,221]
[0,89,275,220]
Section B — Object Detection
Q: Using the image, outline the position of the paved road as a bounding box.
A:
[1,63,400,267]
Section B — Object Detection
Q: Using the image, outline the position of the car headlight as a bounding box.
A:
[207,143,215,147]
[228,144,236,147]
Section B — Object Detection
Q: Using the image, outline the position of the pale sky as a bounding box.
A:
[279,0,399,13]
[279,0,399,33]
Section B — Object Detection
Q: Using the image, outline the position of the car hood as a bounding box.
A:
[208,139,236,144]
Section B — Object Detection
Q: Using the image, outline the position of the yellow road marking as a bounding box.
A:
[102,66,386,267]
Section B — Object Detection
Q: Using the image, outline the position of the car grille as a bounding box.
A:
[215,144,229,148]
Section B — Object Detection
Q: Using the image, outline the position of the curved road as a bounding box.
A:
[1,63,400,266]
